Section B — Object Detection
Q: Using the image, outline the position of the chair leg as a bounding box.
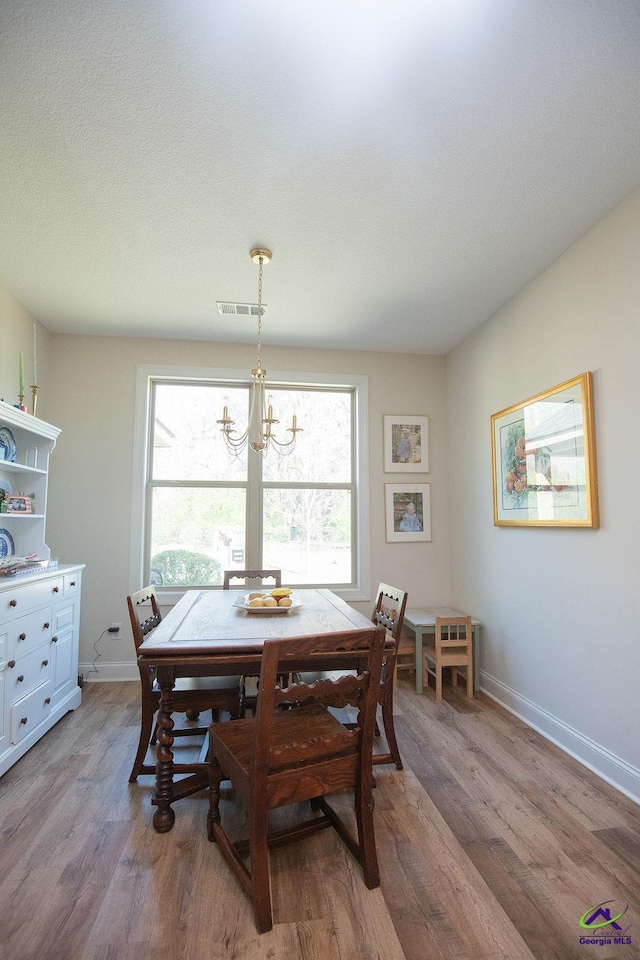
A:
[249,805,273,933]
[207,758,223,841]
[435,665,443,700]
[129,703,155,782]
[354,782,380,889]
[380,681,403,770]
[466,661,473,698]
[232,683,245,720]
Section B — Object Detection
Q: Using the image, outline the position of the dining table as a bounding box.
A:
[137,587,375,832]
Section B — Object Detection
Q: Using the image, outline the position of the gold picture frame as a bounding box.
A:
[491,372,599,528]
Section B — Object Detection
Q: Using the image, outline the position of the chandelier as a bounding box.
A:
[217,248,302,455]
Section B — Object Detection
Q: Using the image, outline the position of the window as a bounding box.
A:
[132,365,369,599]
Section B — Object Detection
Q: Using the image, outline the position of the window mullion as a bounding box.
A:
[246,448,263,567]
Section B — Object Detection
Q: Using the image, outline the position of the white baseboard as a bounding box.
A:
[79,661,139,682]
[480,671,640,807]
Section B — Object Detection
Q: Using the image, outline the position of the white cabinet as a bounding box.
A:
[0,566,83,776]
[0,401,84,778]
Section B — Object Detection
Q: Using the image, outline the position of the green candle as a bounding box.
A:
[19,351,25,396]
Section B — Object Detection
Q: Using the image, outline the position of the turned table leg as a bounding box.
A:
[152,671,176,832]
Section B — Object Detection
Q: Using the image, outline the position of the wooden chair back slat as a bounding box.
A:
[127,585,162,651]
[222,569,282,589]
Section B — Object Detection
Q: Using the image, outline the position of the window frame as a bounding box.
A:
[130,363,370,605]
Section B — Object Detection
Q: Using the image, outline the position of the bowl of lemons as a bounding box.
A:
[234,587,300,614]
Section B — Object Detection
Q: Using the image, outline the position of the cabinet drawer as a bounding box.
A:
[11,682,53,744]
[63,573,81,597]
[1,577,64,617]
[6,644,52,701]
[12,607,53,657]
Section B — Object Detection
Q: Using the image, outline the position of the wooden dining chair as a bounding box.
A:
[295,582,407,769]
[371,582,408,769]
[222,569,284,712]
[127,586,245,782]
[422,615,473,700]
[222,569,281,589]
[207,624,387,933]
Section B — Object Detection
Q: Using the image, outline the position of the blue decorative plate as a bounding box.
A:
[0,527,16,557]
[0,427,17,462]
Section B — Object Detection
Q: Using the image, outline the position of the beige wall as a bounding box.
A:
[0,287,52,415]
[38,336,449,675]
[447,187,640,801]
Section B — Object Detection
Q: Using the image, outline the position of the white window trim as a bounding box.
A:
[130,363,370,605]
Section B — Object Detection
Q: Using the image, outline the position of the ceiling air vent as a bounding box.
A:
[216,302,267,316]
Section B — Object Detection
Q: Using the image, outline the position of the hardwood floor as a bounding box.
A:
[1,680,638,960]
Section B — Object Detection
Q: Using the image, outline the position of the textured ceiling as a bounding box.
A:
[1,0,639,354]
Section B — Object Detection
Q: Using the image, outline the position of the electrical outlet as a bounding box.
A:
[109,622,122,635]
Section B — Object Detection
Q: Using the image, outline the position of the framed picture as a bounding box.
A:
[6,494,32,514]
[383,415,429,473]
[385,484,431,542]
[491,372,599,528]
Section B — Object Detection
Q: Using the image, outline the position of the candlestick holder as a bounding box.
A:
[18,393,27,412]
[31,385,39,418]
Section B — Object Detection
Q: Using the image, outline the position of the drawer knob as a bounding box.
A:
[17,674,24,682]
[44,697,51,705]
[53,586,60,593]
[7,660,16,669]
[42,659,49,666]
[51,636,58,643]
[70,580,76,586]
[19,632,27,641]
[43,622,50,629]
[9,599,17,607]
[20,717,28,725]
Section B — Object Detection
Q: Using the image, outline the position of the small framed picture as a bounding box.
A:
[385,484,431,542]
[6,495,32,514]
[383,415,429,472]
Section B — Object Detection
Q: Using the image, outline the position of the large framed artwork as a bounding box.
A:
[383,415,429,472]
[385,483,431,542]
[491,372,599,528]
